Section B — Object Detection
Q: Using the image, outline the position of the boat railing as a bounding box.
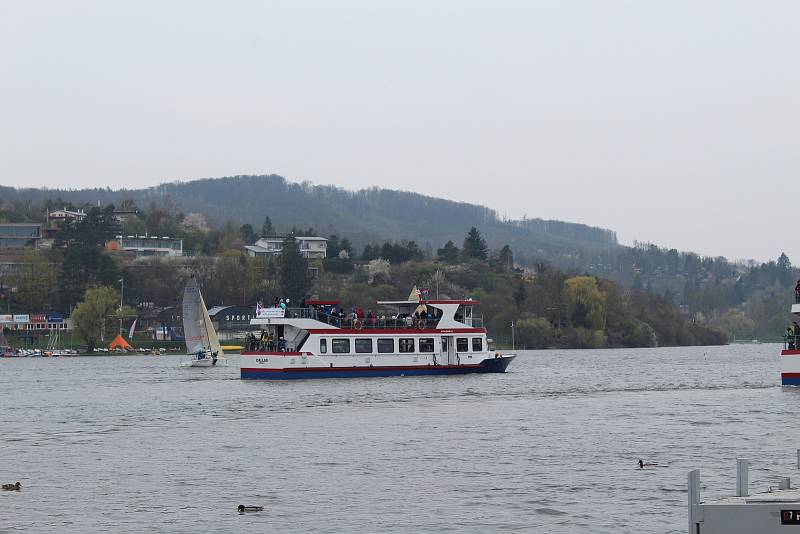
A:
[277,308,432,330]
[270,307,484,329]
[464,315,484,328]
[785,333,800,351]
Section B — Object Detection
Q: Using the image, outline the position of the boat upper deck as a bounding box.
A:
[250,297,484,331]
[265,308,482,328]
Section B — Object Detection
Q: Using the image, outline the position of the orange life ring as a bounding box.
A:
[416,318,426,330]
[353,319,363,331]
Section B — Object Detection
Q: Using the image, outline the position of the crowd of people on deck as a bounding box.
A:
[245,330,287,352]
[309,303,440,330]
[246,298,449,352]
[787,279,800,349]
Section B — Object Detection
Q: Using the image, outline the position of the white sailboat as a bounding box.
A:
[180,278,227,367]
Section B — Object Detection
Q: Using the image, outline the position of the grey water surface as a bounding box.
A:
[0,344,795,533]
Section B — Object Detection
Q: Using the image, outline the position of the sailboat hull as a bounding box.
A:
[180,357,229,367]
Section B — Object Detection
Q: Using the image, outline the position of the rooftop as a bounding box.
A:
[257,236,327,241]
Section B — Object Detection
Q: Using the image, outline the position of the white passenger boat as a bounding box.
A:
[240,291,515,380]
[180,279,228,368]
[780,293,800,385]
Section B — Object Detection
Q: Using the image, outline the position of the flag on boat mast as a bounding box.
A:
[408,286,420,302]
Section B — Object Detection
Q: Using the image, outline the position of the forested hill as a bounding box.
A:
[0,175,618,265]
[4,175,800,342]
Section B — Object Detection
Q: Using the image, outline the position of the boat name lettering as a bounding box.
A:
[255,358,269,363]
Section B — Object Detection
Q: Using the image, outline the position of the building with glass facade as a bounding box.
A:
[115,235,183,257]
[0,224,42,250]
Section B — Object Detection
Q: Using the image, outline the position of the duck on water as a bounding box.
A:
[238,505,263,513]
[638,459,661,469]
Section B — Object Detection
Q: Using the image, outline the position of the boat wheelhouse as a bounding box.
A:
[240,296,515,379]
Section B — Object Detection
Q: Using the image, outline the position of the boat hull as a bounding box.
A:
[181,357,228,368]
[780,349,800,385]
[241,355,515,380]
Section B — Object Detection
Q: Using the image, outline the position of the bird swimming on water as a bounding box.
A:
[2,482,21,491]
[638,459,660,469]
[238,504,264,513]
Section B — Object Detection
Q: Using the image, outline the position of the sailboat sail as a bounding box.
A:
[182,279,207,354]
[0,329,8,348]
[182,279,224,357]
[198,288,223,356]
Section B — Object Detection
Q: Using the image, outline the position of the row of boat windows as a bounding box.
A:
[319,337,483,354]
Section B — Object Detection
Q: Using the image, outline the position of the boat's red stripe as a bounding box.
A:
[305,328,485,334]
[422,300,480,305]
[782,350,800,356]
[782,373,800,378]
[241,364,482,373]
[240,351,310,356]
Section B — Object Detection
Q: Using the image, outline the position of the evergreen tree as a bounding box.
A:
[513,278,526,305]
[405,241,424,261]
[58,246,120,310]
[380,242,394,262]
[239,224,256,244]
[339,238,353,259]
[663,288,675,305]
[327,235,341,257]
[437,241,459,264]
[260,216,273,237]
[777,252,793,286]
[778,252,791,271]
[361,244,376,261]
[279,238,311,302]
[632,273,643,291]
[495,244,513,271]
[56,205,120,248]
[462,227,488,261]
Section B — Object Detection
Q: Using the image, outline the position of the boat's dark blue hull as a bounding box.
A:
[241,355,515,380]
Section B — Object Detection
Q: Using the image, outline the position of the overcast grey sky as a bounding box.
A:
[1,1,797,262]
